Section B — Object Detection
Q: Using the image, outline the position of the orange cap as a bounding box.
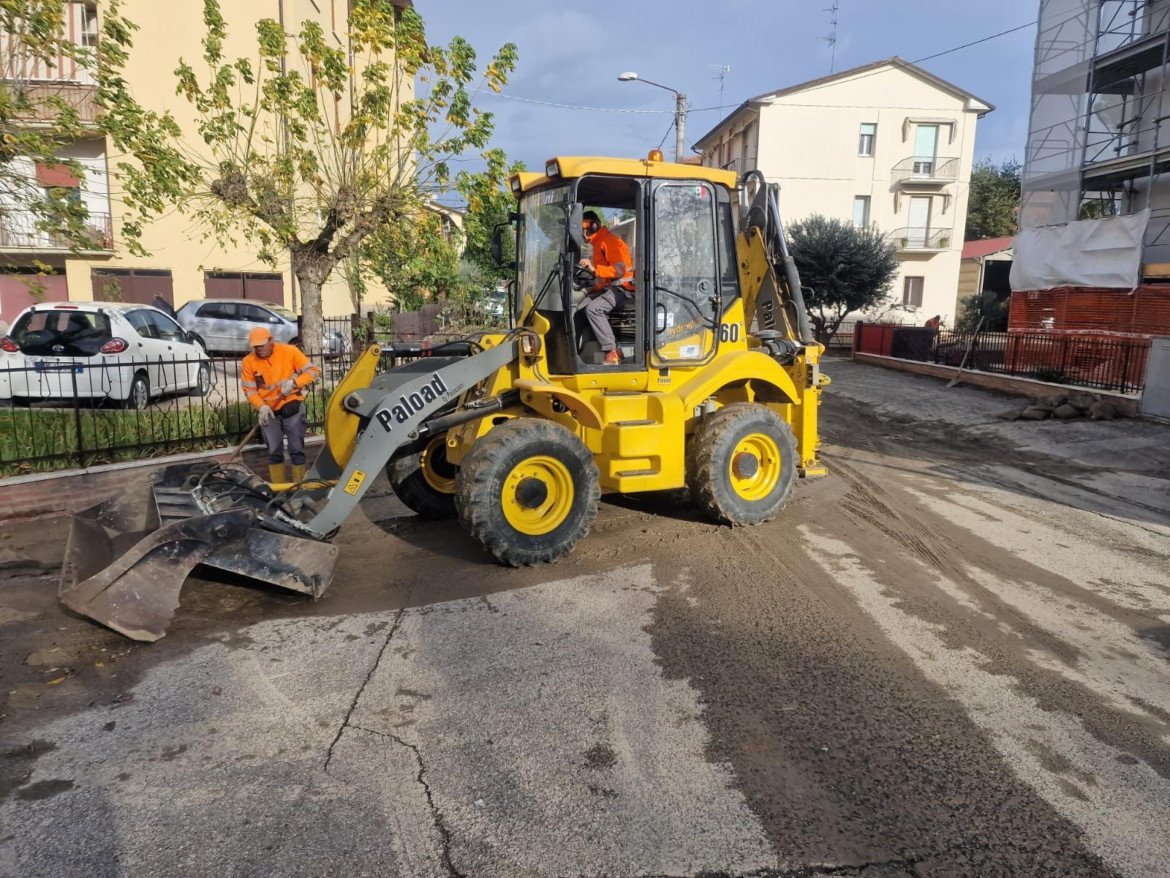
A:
[248,326,273,347]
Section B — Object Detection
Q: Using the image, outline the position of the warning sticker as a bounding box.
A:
[344,470,367,495]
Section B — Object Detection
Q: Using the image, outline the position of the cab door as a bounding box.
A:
[649,181,721,367]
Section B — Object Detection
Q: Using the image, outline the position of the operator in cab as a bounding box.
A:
[577,210,635,365]
[241,326,320,485]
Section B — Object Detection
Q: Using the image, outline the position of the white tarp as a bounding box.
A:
[1010,209,1149,290]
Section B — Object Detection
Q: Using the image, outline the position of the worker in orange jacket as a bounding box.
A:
[241,326,320,484]
[577,210,635,365]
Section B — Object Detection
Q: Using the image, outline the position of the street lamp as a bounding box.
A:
[618,71,687,163]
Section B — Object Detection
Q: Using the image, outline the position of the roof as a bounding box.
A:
[179,298,291,307]
[962,237,1015,259]
[510,155,737,196]
[26,301,151,312]
[693,57,996,150]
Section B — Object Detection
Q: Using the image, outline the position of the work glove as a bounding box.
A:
[258,404,274,427]
[280,378,296,396]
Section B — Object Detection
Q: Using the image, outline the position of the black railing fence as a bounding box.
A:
[0,350,359,476]
[895,329,1150,394]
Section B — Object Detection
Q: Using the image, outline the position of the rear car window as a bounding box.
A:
[197,302,236,319]
[11,310,113,356]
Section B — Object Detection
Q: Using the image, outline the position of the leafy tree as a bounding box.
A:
[364,209,462,310]
[457,148,524,284]
[965,158,1021,241]
[787,214,899,342]
[1,0,99,251]
[954,291,1009,332]
[96,0,517,350]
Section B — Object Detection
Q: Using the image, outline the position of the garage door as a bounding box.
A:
[204,272,284,304]
[92,269,174,307]
[0,273,69,323]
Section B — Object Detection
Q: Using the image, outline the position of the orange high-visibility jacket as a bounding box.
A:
[588,226,634,290]
[241,343,319,412]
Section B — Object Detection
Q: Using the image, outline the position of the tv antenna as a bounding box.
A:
[711,64,731,109]
[823,1,840,73]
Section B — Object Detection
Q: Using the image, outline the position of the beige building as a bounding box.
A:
[694,57,993,326]
[0,0,410,324]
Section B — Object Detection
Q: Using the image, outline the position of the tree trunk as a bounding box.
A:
[291,248,335,357]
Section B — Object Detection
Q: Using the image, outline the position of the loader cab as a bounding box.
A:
[510,158,741,377]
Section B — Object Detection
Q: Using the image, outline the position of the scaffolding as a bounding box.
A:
[1023,0,1170,263]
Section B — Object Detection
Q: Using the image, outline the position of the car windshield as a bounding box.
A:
[516,184,571,318]
[10,310,112,357]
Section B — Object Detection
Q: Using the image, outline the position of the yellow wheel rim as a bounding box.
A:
[421,435,457,495]
[501,455,575,536]
[728,432,782,502]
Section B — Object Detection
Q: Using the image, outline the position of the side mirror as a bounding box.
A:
[567,203,583,256]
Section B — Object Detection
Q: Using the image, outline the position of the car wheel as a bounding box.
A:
[189,363,211,397]
[124,372,150,411]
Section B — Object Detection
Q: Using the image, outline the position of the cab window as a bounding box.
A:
[651,182,720,364]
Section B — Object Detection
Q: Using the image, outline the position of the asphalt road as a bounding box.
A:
[1,359,1168,877]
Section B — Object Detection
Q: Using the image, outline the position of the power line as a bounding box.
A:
[481,17,1039,118]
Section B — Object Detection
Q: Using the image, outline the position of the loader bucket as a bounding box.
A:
[60,463,341,642]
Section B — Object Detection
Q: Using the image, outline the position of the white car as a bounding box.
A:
[0,302,212,410]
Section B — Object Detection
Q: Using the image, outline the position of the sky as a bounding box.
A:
[414,0,1035,180]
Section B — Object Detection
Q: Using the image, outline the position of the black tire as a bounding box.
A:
[124,372,150,411]
[189,362,211,397]
[687,403,797,526]
[388,434,458,519]
[455,419,600,566]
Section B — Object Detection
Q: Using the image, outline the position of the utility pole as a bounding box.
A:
[674,91,687,163]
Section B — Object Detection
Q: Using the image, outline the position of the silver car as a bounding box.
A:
[175,298,351,357]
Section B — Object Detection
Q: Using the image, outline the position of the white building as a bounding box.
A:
[694,57,993,326]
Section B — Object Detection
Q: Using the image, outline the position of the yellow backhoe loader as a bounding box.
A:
[59,153,829,641]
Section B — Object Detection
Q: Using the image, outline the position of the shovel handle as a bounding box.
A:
[231,424,260,461]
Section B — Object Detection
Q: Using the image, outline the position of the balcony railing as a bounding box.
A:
[0,210,113,252]
[892,156,960,186]
[890,227,953,252]
[13,82,100,126]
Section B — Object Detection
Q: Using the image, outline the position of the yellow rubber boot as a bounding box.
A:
[291,464,308,485]
[268,463,289,485]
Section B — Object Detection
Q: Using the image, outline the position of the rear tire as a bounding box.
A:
[189,362,211,397]
[455,419,600,566]
[687,403,797,526]
[124,372,150,411]
[388,434,458,519]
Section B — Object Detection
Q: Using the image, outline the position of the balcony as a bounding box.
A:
[891,227,953,253]
[892,156,960,187]
[0,210,113,253]
[12,82,101,127]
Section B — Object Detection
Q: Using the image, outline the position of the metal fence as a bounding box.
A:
[0,328,497,476]
[926,330,1150,394]
[0,349,357,476]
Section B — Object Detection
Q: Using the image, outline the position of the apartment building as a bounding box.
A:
[0,0,410,324]
[1016,0,1170,337]
[695,58,992,325]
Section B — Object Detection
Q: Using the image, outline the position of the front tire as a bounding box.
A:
[388,434,458,519]
[455,419,600,566]
[687,403,797,526]
[124,372,150,411]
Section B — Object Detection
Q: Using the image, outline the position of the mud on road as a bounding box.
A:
[1,359,1168,877]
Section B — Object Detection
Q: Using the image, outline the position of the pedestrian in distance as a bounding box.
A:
[152,295,177,318]
[240,326,320,485]
[576,210,635,365]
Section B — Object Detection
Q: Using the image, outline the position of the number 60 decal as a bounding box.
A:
[718,322,741,343]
